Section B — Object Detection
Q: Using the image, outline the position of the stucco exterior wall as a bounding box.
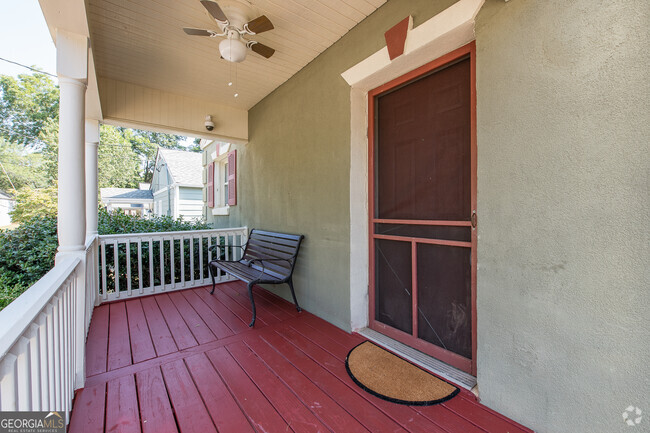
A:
[474,0,649,431]
[206,0,457,331]
[202,0,648,430]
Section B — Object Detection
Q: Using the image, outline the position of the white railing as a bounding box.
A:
[0,256,86,419]
[97,227,247,303]
[0,227,246,421]
[84,235,100,323]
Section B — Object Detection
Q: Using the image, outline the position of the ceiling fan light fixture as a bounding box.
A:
[219,38,247,63]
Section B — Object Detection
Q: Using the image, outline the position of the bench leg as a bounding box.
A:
[247,282,257,327]
[287,278,302,312]
[208,264,217,295]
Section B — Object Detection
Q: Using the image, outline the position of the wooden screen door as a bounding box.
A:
[368,43,477,375]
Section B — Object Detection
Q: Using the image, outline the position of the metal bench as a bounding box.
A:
[208,229,304,327]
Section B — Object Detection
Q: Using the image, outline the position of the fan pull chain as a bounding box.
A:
[234,63,239,98]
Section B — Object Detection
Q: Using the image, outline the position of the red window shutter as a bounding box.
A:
[227,150,237,206]
[207,162,214,208]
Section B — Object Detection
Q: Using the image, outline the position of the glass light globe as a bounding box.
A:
[219,38,247,63]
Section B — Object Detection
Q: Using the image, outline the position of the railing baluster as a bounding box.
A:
[37,314,48,410]
[45,304,55,410]
[100,240,107,301]
[170,237,175,289]
[61,285,70,415]
[180,236,185,287]
[199,235,205,282]
[51,296,61,411]
[58,293,66,413]
[13,337,31,410]
[0,353,18,410]
[159,239,165,289]
[137,239,143,294]
[189,236,195,285]
[149,239,154,293]
[126,240,132,297]
[113,241,120,297]
[26,324,41,410]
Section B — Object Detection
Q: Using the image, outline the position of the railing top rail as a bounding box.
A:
[85,233,99,250]
[0,257,81,359]
[98,226,248,240]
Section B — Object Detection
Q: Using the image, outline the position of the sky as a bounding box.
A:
[0,0,57,77]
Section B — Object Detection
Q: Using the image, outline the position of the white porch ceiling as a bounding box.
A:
[86,0,386,111]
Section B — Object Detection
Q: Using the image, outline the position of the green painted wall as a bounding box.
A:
[203,0,649,430]
[475,0,649,431]
[206,0,456,330]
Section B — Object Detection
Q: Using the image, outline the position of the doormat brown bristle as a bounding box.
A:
[345,341,459,406]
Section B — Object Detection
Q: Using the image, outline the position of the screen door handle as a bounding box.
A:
[471,211,477,229]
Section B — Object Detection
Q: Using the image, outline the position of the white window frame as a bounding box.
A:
[211,143,231,216]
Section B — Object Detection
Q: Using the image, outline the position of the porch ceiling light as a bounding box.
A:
[219,37,247,63]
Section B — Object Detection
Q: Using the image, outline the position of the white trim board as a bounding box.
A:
[346,0,484,332]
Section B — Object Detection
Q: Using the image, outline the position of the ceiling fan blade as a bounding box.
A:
[183,28,213,36]
[250,42,275,58]
[200,0,228,22]
[246,15,274,34]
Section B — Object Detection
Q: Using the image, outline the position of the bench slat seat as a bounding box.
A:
[208,229,304,327]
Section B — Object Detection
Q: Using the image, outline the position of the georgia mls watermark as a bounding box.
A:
[0,412,65,433]
[622,406,643,427]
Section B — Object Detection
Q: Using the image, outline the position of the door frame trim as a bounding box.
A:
[367,41,477,375]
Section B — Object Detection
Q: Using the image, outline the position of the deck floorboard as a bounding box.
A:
[70,283,533,433]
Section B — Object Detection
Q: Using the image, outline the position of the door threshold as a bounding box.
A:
[355,327,477,391]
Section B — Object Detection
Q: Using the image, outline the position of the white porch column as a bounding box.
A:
[55,30,88,263]
[85,120,100,237]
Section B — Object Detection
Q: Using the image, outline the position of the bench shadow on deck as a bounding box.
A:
[69,282,532,433]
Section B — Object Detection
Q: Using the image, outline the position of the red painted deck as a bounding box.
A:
[69,282,532,433]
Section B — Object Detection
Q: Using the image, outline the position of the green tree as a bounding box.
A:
[98,125,142,188]
[0,73,59,150]
[39,117,60,182]
[9,183,58,223]
[0,139,48,191]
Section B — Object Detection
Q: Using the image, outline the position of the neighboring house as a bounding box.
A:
[0,191,15,226]
[151,148,203,220]
[100,186,153,216]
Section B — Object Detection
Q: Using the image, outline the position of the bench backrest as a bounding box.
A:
[243,229,304,280]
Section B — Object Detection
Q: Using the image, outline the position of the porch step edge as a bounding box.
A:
[355,328,477,391]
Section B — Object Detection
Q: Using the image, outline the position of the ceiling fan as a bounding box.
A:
[183,0,275,63]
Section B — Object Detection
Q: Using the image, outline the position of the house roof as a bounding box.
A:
[100,188,153,202]
[157,148,203,187]
[0,191,15,201]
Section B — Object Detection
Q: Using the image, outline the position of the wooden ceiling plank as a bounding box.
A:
[88,0,386,111]
[89,0,329,58]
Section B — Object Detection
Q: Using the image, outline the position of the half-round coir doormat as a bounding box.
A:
[345,341,460,406]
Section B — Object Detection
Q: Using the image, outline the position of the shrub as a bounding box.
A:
[0,210,211,310]
[0,215,58,289]
[97,208,210,234]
